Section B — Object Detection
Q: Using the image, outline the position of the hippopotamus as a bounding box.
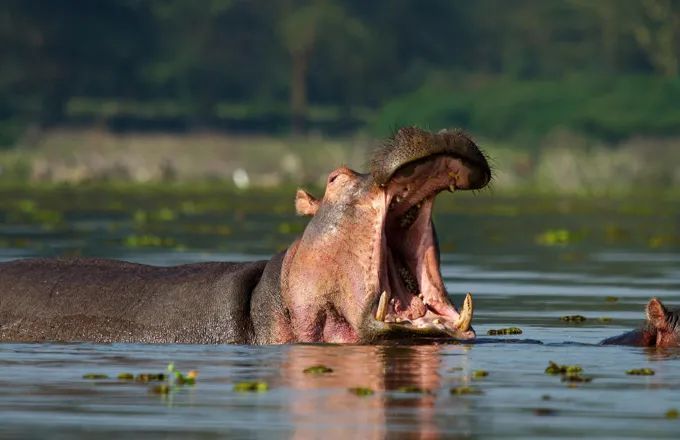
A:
[601,297,680,347]
[0,126,491,344]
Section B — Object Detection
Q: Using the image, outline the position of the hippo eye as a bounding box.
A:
[329,175,339,184]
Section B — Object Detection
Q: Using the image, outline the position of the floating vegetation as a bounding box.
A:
[605,296,619,303]
[560,315,586,323]
[536,229,582,246]
[487,327,523,335]
[561,373,592,383]
[545,361,582,375]
[82,373,109,380]
[303,365,333,374]
[598,317,613,323]
[472,370,489,379]
[666,409,679,419]
[234,381,269,393]
[348,387,374,396]
[396,386,428,394]
[167,362,197,385]
[450,386,483,395]
[150,384,170,395]
[136,373,166,383]
[626,368,655,376]
[83,363,196,396]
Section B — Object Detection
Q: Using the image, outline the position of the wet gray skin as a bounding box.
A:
[601,297,680,347]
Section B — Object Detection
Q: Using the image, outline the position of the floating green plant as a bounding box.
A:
[560,315,586,323]
[626,368,655,376]
[536,229,582,246]
[82,373,109,380]
[303,365,333,374]
[472,370,489,378]
[450,386,483,395]
[666,409,679,419]
[167,362,197,385]
[561,373,592,383]
[234,381,269,392]
[487,327,523,335]
[117,373,134,380]
[348,387,374,396]
[150,384,171,395]
[605,296,619,303]
[396,386,428,393]
[136,373,166,382]
[545,361,582,375]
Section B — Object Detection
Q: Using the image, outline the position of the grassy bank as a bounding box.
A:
[2,128,680,197]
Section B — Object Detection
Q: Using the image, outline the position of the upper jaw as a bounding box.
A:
[385,155,482,217]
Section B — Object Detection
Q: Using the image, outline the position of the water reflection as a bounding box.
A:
[645,346,680,361]
[280,344,473,439]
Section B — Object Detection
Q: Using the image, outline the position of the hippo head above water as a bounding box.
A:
[281,126,491,343]
[0,126,490,345]
[601,297,680,347]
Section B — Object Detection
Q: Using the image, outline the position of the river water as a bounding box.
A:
[0,190,679,438]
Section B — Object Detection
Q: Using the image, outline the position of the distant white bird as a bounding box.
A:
[232,168,250,189]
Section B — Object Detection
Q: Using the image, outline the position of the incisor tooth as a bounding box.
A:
[449,184,456,193]
[376,291,389,322]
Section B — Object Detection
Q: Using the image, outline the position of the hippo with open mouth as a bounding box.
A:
[601,297,680,347]
[0,126,491,344]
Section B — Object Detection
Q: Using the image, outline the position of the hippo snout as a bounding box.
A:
[369,126,491,189]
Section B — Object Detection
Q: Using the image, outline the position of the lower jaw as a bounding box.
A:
[369,316,476,340]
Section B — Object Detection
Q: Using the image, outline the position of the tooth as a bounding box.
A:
[433,318,440,325]
[418,293,424,300]
[376,291,389,321]
[395,317,402,323]
[453,293,473,331]
[449,184,456,192]
[416,202,422,208]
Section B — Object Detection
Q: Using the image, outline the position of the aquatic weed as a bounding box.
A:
[234,381,269,392]
[487,327,522,335]
[450,386,483,395]
[82,373,109,380]
[303,365,333,374]
[348,387,374,396]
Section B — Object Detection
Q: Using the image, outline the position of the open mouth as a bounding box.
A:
[372,154,480,339]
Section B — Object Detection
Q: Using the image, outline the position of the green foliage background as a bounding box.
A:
[2,0,680,146]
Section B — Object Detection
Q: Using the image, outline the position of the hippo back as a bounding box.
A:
[0,257,268,343]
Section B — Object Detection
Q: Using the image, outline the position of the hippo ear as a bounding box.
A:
[646,297,668,329]
[295,189,320,216]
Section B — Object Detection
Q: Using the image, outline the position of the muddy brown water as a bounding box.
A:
[0,191,679,438]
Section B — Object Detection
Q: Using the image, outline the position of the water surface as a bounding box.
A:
[0,189,679,438]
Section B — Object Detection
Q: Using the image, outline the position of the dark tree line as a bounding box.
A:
[1,0,679,143]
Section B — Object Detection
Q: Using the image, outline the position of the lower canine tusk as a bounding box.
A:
[454,293,473,331]
[376,291,389,321]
